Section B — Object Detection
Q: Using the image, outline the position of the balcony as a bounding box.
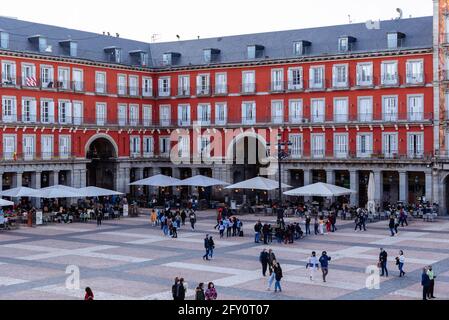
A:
[177,87,191,98]
[331,78,350,90]
[1,152,75,162]
[269,81,285,93]
[380,74,400,87]
[158,90,171,98]
[240,84,257,95]
[286,80,304,92]
[214,85,228,96]
[0,77,18,87]
[196,87,211,97]
[308,80,326,91]
[355,75,375,89]
[405,73,425,86]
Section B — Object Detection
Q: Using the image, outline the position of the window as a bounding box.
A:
[117,74,127,95]
[242,102,256,125]
[141,52,148,66]
[408,95,424,121]
[2,96,17,122]
[408,133,424,158]
[69,42,77,57]
[334,98,348,122]
[162,53,172,66]
[242,71,255,93]
[382,96,398,121]
[23,135,35,160]
[383,133,398,158]
[215,73,227,94]
[358,97,373,122]
[41,135,54,160]
[129,104,139,126]
[309,66,325,89]
[58,67,70,90]
[271,100,284,124]
[356,62,373,86]
[271,69,284,91]
[178,135,190,158]
[158,77,171,97]
[197,104,211,125]
[159,137,170,156]
[160,105,171,126]
[178,104,191,126]
[1,61,16,85]
[203,50,212,63]
[96,103,107,125]
[0,32,9,49]
[41,65,54,88]
[142,77,153,97]
[332,64,348,88]
[387,32,404,49]
[381,61,398,85]
[215,103,227,125]
[311,134,325,158]
[289,134,303,158]
[288,67,303,90]
[143,105,152,126]
[178,75,190,96]
[197,136,211,157]
[334,134,348,158]
[338,37,349,52]
[118,104,127,126]
[40,100,55,124]
[406,60,424,84]
[293,42,304,56]
[357,133,372,158]
[73,69,83,91]
[22,64,37,87]
[196,74,210,95]
[59,135,71,159]
[58,100,72,124]
[130,136,141,157]
[289,99,303,123]
[22,98,37,123]
[3,135,16,160]
[129,76,139,96]
[72,101,83,125]
[311,98,325,123]
[143,136,154,157]
[39,37,48,52]
[95,72,107,93]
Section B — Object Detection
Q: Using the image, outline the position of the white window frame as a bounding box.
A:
[41,135,54,160]
[215,102,227,125]
[143,105,152,126]
[382,132,398,158]
[407,132,424,158]
[311,98,325,123]
[159,136,170,157]
[58,100,72,124]
[96,102,107,126]
[407,94,424,121]
[72,101,83,125]
[142,77,153,97]
[288,67,303,91]
[356,62,373,86]
[271,69,284,91]
[22,97,37,123]
[178,104,191,126]
[289,133,303,159]
[129,104,139,126]
[95,71,107,94]
[356,133,373,158]
[158,76,171,97]
[40,99,55,124]
[57,67,70,90]
[130,136,141,158]
[159,105,171,126]
[332,64,348,88]
[271,100,284,124]
[40,65,55,89]
[242,101,256,125]
[309,65,325,89]
[22,63,37,87]
[381,61,398,86]
[59,135,71,159]
[215,72,227,94]
[196,74,210,95]
[406,59,424,84]
[311,134,325,159]
[117,74,127,95]
[178,75,190,96]
[72,68,84,91]
[118,104,128,126]
[197,103,211,125]
[242,71,255,93]
[3,134,16,160]
[334,97,349,123]
[2,96,17,123]
[334,133,348,158]
[1,60,16,85]
[289,99,303,124]
[358,96,373,122]
[22,135,36,161]
[129,75,139,96]
[143,136,154,157]
[382,95,398,122]
[177,135,190,158]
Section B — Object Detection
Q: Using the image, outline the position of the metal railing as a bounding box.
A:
[1,152,74,162]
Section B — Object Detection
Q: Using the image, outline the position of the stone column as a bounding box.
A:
[124,168,131,194]
[303,169,312,203]
[425,172,433,204]
[32,171,42,208]
[80,169,87,188]
[326,170,335,185]
[374,170,382,206]
[134,168,144,196]
[349,170,359,206]
[0,172,3,192]
[399,171,408,203]
[15,172,23,188]
[172,167,181,197]
[52,171,60,186]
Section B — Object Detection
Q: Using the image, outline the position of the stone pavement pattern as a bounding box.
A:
[1,212,449,300]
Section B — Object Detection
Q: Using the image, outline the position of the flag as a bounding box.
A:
[26,76,37,87]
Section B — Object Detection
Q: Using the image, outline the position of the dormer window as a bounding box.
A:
[247,45,264,59]
[59,40,78,57]
[338,36,356,52]
[104,47,122,63]
[0,31,9,49]
[129,50,149,67]
[387,32,405,49]
[293,41,311,56]
[162,52,181,66]
[28,35,50,52]
[203,48,220,63]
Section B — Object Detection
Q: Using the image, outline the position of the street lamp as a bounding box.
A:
[267,133,292,204]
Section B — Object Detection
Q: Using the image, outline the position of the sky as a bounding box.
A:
[0,0,433,43]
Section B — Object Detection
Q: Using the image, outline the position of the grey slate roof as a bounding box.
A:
[0,16,433,69]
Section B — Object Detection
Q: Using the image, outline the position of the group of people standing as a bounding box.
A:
[172,277,218,300]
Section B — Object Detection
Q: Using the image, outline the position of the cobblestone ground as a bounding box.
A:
[0,211,449,300]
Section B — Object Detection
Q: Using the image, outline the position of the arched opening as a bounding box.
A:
[86,137,118,190]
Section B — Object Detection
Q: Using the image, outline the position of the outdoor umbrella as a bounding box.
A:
[0,199,14,207]
[284,182,356,197]
[225,177,291,191]
[77,186,124,197]
[174,175,229,187]
[36,185,81,199]
[367,172,376,214]
[129,174,181,187]
[0,187,41,198]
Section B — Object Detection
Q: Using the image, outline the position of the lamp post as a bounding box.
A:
[268,133,292,205]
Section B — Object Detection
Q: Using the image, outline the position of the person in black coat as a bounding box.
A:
[421,267,430,300]
[389,217,396,237]
[273,263,283,293]
[259,249,269,276]
[202,235,210,261]
[379,248,388,277]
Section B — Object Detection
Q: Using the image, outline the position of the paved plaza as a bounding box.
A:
[1,212,449,300]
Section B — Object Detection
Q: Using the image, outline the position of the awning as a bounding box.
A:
[284,182,356,197]
[225,177,291,191]
[129,174,181,187]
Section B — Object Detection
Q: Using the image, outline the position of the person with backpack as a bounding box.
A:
[259,249,269,277]
[396,250,406,277]
[273,262,283,293]
[208,236,215,259]
[203,235,211,261]
[319,251,332,282]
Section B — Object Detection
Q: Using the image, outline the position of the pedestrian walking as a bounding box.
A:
[254,221,262,243]
[306,251,320,281]
[189,212,197,230]
[96,210,102,227]
[305,215,311,235]
[379,248,388,277]
[203,235,210,261]
[218,221,225,238]
[273,262,283,293]
[259,249,269,276]
[422,267,430,300]
[314,217,319,235]
[84,287,94,300]
[319,251,332,282]
[427,265,436,299]
[195,283,205,300]
[208,236,215,259]
[388,216,396,237]
[330,213,337,232]
[396,250,406,277]
[205,282,217,300]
